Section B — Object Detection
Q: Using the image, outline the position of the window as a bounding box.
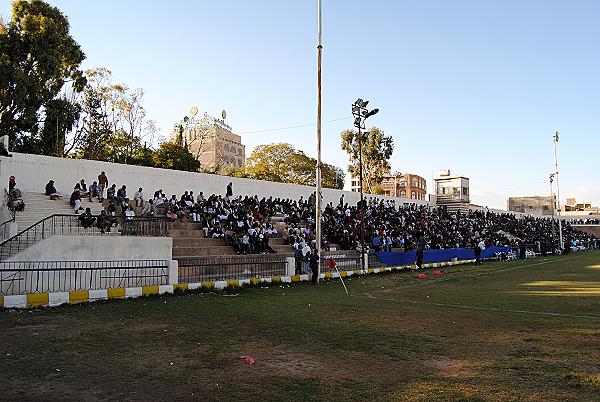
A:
[237,159,242,166]
[238,148,243,155]
[400,191,406,198]
[411,192,416,199]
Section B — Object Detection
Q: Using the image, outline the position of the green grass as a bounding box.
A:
[1,251,600,401]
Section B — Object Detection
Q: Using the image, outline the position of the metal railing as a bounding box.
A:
[0,214,168,261]
[0,260,169,295]
[320,254,362,272]
[177,255,287,283]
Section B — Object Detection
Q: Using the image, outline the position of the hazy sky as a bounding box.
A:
[3,0,599,209]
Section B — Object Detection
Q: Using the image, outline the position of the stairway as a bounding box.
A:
[169,222,237,258]
[14,192,105,232]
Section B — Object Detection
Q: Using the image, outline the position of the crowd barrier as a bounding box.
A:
[375,246,511,266]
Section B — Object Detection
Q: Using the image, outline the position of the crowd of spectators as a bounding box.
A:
[37,173,597,255]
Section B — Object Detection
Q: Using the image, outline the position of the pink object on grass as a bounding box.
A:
[240,355,256,365]
[418,273,428,279]
[433,270,442,276]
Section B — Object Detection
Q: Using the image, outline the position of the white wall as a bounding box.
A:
[0,153,432,208]
[7,235,172,261]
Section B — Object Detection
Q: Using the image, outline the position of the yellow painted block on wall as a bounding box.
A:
[202,281,215,289]
[173,283,188,292]
[69,290,89,304]
[340,271,348,278]
[142,286,159,296]
[107,288,126,299]
[291,275,300,282]
[27,293,49,307]
[250,278,261,286]
[227,280,240,288]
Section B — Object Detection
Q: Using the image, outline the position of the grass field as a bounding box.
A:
[1,251,600,401]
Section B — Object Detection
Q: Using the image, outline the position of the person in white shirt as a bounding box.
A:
[134,188,144,207]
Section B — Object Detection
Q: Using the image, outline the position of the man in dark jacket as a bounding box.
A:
[309,247,320,285]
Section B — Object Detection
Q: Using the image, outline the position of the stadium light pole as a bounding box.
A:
[553,131,563,251]
[351,99,379,272]
[315,0,323,283]
[549,173,556,252]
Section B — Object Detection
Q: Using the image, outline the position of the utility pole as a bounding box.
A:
[315,0,323,283]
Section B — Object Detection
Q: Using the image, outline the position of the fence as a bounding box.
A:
[0,260,169,296]
[320,254,363,272]
[178,255,288,283]
[0,214,168,261]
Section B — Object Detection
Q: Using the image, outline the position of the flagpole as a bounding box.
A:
[315,0,323,284]
[553,131,563,251]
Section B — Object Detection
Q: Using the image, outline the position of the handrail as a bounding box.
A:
[0,213,168,261]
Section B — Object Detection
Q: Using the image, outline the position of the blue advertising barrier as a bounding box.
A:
[375,246,511,266]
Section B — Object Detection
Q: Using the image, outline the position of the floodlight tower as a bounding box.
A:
[315,0,323,283]
[552,131,563,251]
[549,173,556,251]
[351,98,379,272]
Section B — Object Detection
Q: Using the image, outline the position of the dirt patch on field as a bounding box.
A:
[423,356,477,378]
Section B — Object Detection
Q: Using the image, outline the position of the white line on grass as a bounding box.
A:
[359,292,600,321]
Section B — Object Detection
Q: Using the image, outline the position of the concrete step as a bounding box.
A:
[172,246,238,257]
[172,238,228,247]
[168,229,205,238]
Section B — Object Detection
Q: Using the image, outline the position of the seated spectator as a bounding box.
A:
[116,185,127,206]
[106,184,117,202]
[96,210,113,233]
[44,180,63,200]
[134,187,144,207]
[124,205,135,220]
[78,179,89,198]
[9,175,16,192]
[70,187,83,214]
[121,198,132,215]
[88,181,100,202]
[78,207,96,228]
[141,199,155,217]
[8,186,24,212]
[106,200,117,216]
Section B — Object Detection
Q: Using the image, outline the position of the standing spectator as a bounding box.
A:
[415,235,425,269]
[226,182,233,200]
[294,244,303,275]
[475,238,485,265]
[98,171,109,201]
[302,242,311,274]
[134,188,144,207]
[9,176,16,192]
[309,247,320,284]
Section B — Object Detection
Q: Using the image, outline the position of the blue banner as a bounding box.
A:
[375,246,511,266]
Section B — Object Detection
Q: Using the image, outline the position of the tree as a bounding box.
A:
[246,142,344,189]
[341,127,394,194]
[37,98,81,156]
[152,142,200,172]
[0,0,86,149]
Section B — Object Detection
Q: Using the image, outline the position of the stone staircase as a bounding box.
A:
[15,192,105,231]
[169,222,237,258]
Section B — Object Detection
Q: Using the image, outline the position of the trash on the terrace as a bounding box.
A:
[240,355,256,365]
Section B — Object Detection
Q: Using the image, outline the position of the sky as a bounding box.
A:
[2,0,599,209]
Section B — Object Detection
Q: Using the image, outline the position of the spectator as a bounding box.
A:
[107,200,117,216]
[106,184,117,202]
[294,244,303,275]
[134,188,144,207]
[226,182,233,200]
[78,207,96,228]
[141,199,155,217]
[88,181,100,202]
[98,171,109,201]
[96,210,113,233]
[9,176,16,192]
[70,187,83,214]
[44,180,63,200]
[78,179,89,198]
[116,185,127,206]
[309,247,320,284]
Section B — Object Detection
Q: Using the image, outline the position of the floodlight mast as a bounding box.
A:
[552,132,563,251]
[315,0,323,283]
[351,98,379,273]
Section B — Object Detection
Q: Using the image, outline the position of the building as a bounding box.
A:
[507,195,556,215]
[434,175,470,213]
[561,198,599,216]
[381,172,427,200]
[170,112,245,173]
[350,172,426,200]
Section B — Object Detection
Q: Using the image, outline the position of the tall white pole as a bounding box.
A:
[315,0,323,283]
[553,131,563,250]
